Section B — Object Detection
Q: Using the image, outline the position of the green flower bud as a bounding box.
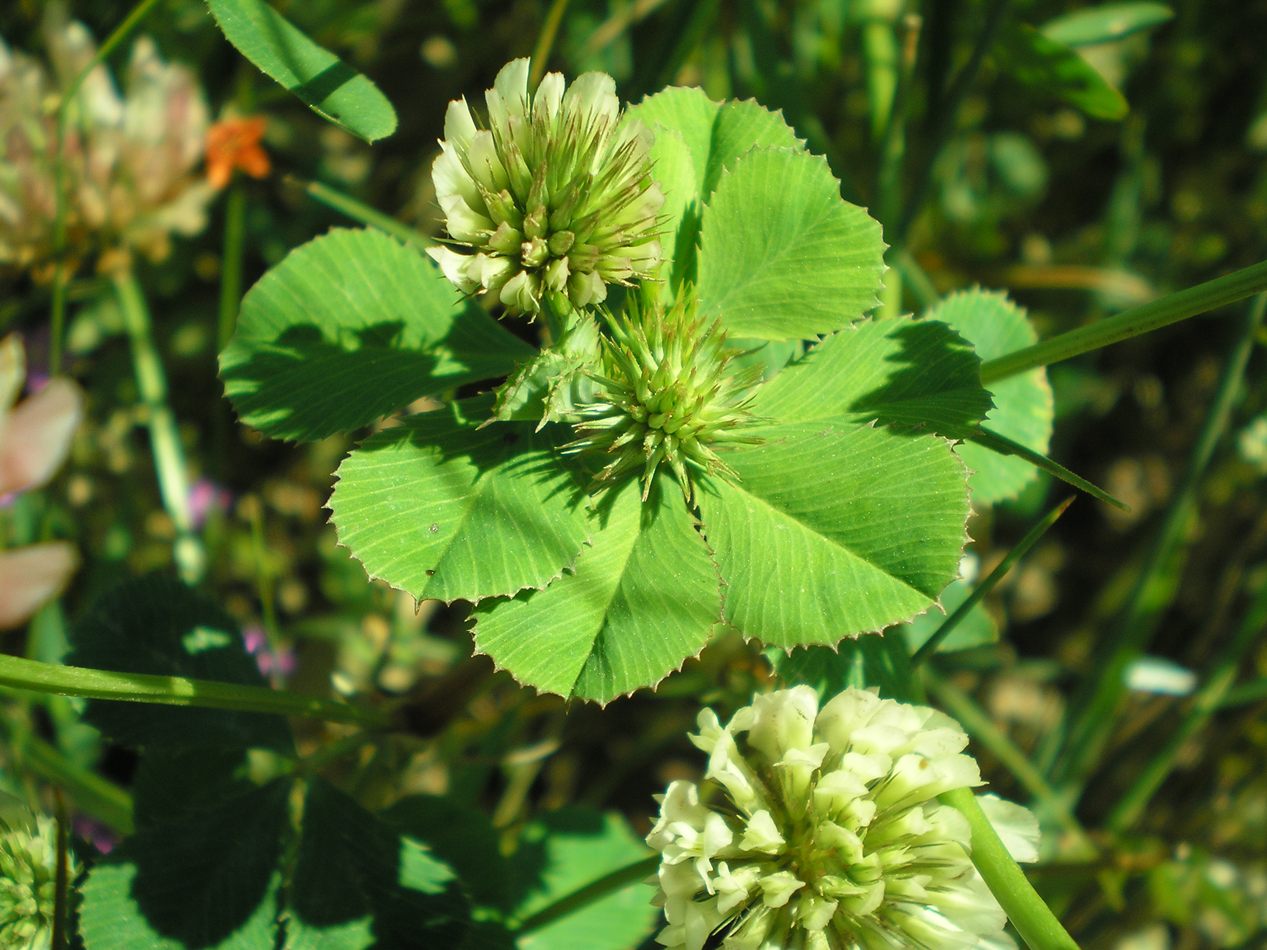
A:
[0,812,73,950]
[428,58,663,319]
[566,293,761,503]
[647,687,1040,950]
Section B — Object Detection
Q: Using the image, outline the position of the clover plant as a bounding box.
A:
[7,3,1267,948]
[220,62,1045,705]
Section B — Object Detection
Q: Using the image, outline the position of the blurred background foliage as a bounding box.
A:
[1,0,1266,946]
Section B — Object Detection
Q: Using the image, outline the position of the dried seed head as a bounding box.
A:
[566,293,761,503]
[428,58,663,318]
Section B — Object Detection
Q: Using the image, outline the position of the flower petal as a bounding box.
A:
[0,543,78,628]
[0,377,83,495]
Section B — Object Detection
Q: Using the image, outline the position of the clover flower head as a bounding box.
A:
[565,293,761,503]
[647,686,1037,949]
[0,15,211,279]
[0,812,74,950]
[428,58,663,318]
[0,334,81,629]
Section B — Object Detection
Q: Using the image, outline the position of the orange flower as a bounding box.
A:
[206,116,271,189]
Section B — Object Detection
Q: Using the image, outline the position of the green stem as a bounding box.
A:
[0,653,389,730]
[911,498,1074,667]
[289,176,429,247]
[515,854,659,935]
[941,787,1078,949]
[1,720,134,834]
[49,0,166,374]
[114,270,205,584]
[1054,297,1265,797]
[530,0,572,86]
[1105,577,1267,833]
[980,259,1267,385]
[217,185,248,350]
[968,428,1127,510]
[925,673,1093,852]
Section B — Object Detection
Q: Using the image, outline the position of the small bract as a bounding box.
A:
[647,686,1038,949]
[429,58,663,318]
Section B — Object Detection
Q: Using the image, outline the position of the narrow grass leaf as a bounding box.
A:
[207,0,397,141]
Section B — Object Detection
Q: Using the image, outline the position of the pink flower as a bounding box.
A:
[0,334,82,629]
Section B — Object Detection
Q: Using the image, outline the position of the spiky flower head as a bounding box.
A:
[647,686,1038,950]
[428,58,663,318]
[0,15,211,279]
[567,294,761,502]
[0,812,74,950]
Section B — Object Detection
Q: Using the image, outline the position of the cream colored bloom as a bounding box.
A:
[429,58,663,318]
[0,15,211,278]
[0,335,81,629]
[0,811,74,950]
[647,686,1038,949]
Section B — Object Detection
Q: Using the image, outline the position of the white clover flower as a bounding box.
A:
[647,686,1039,949]
[0,812,74,950]
[0,15,211,279]
[428,58,663,318]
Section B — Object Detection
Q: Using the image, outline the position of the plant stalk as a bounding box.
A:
[941,786,1078,949]
[49,0,165,374]
[981,259,1267,384]
[0,653,389,730]
[1054,297,1265,797]
[1105,576,1267,832]
[912,498,1074,666]
[515,854,659,935]
[114,270,205,583]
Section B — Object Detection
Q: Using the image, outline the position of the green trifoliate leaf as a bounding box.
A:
[329,398,590,605]
[993,22,1129,121]
[925,290,1054,506]
[697,421,970,647]
[207,0,396,142]
[220,228,532,442]
[65,575,292,751]
[626,88,804,287]
[474,478,721,702]
[284,780,470,948]
[78,779,289,950]
[753,316,992,434]
[697,148,887,340]
[511,809,658,950]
